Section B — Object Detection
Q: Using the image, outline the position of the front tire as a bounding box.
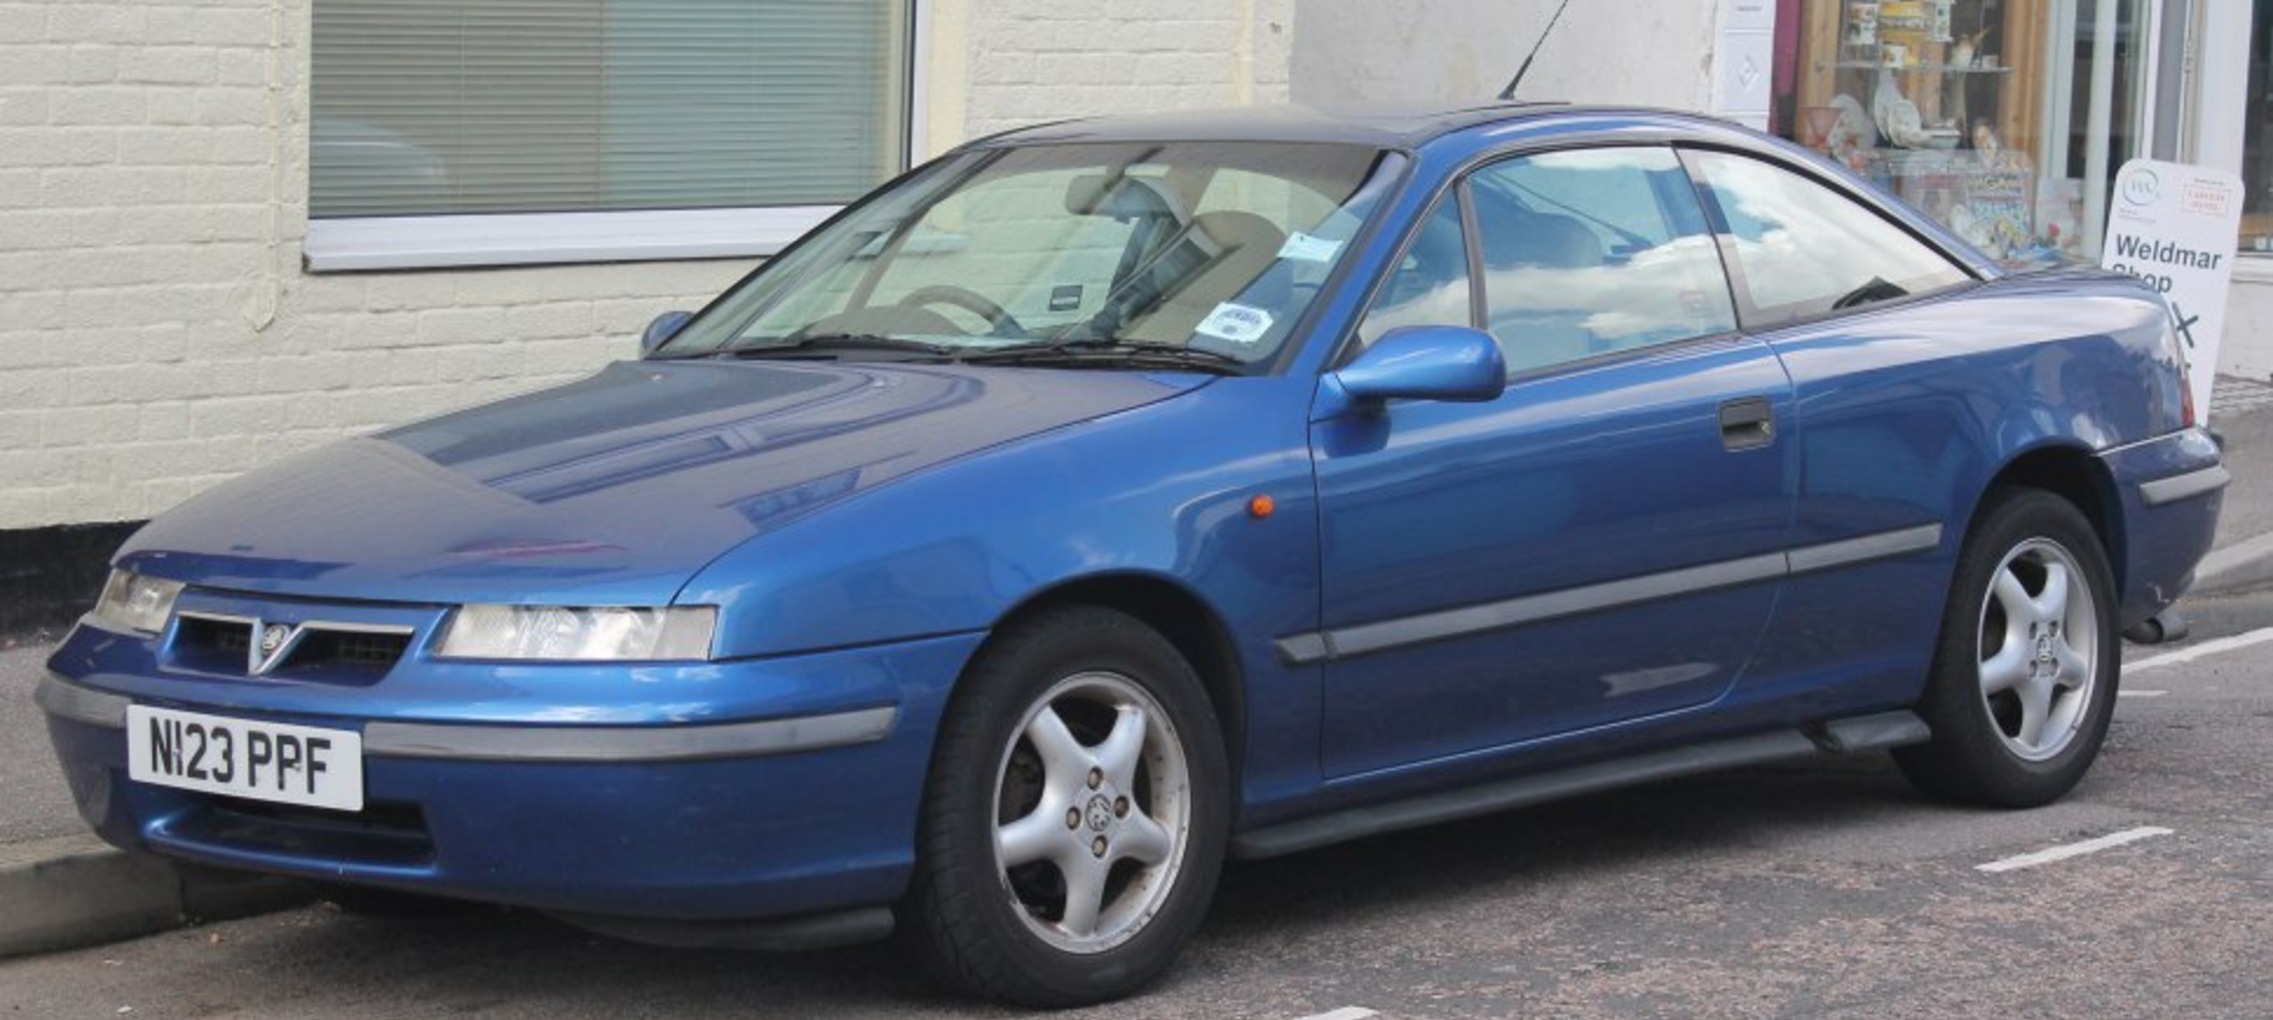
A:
[899,607,1229,1007]
[1895,488,2121,807]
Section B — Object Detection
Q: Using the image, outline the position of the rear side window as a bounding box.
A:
[1687,150,1971,326]
[1467,147,1736,374]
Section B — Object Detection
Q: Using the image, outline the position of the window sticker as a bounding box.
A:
[1195,303,1275,345]
[1277,231,1345,263]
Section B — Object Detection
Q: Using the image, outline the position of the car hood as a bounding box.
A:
[122,359,1206,605]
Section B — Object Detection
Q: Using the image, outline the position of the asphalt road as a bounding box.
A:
[5,589,2271,1020]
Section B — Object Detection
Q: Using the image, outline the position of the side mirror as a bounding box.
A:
[641,310,695,357]
[1326,325,1506,409]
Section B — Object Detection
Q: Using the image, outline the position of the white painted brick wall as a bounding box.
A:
[2,0,1297,531]
[1288,0,1721,110]
[963,0,1293,138]
[0,0,746,530]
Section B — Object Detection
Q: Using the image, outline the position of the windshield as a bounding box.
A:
[658,141,1405,369]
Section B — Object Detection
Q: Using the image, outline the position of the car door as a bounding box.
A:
[1307,145,1800,779]
[1676,147,1982,708]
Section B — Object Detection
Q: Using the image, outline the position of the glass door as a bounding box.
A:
[2033,0,2167,257]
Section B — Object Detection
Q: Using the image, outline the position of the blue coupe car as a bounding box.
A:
[42,104,2226,1005]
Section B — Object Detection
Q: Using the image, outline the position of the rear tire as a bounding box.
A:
[1895,488,2120,807]
[898,606,1228,1008]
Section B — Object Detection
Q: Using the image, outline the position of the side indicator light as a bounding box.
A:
[1248,494,1275,519]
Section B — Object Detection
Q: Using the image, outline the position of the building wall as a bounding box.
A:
[2228,267,2273,380]
[2197,0,2273,382]
[962,0,1292,138]
[0,0,1295,533]
[1288,0,1721,110]
[0,0,745,532]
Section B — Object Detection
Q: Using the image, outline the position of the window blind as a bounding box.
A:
[311,0,910,218]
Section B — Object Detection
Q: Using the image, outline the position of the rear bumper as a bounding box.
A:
[2099,427,2226,625]
[40,626,981,922]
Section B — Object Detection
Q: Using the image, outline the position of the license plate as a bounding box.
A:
[126,705,365,812]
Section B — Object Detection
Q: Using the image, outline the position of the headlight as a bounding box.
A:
[91,568,184,635]
[434,605,717,661]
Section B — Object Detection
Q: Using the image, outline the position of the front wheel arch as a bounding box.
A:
[897,604,1231,1006]
[982,574,1249,798]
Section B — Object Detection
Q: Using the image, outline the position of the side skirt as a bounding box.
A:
[1230,710,1931,859]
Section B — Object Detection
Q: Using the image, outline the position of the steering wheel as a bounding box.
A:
[896,285,1027,337]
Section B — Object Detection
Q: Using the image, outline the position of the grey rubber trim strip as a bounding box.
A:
[362,706,898,762]
[1273,633,1331,667]
[1324,552,1788,662]
[1278,523,1946,666]
[2140,464,2232,507]
[36,673,894,761]
[1784,523,1944,574]
[35,674,131,728]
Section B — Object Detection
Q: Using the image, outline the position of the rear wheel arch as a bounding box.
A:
[1976,444,2123,589]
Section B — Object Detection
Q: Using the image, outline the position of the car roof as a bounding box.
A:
[963,102,1732,150]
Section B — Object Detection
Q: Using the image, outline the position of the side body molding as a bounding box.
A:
[1277,523,1943,665]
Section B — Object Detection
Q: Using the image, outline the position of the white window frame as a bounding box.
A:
[304,0,934,273]
[2191,0,2260,260]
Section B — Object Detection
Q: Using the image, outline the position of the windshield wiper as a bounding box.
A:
[724,333,960,360]
[956,339,1248,375]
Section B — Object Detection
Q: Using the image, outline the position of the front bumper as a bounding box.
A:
[2100,426,2227,625]
[40,619,980,922]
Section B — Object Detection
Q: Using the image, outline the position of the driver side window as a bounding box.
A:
[1468,147,1735,374]
[1356,197,1474,347]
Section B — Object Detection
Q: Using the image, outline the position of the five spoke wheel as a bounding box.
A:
[1897,488,2120,807]
[993,674,1190,952]
[1974,538,2100,761]
[900,606,1227,1007]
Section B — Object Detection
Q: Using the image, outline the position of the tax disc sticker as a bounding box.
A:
[1195,303,1275,345]
[1277,231,1345,263]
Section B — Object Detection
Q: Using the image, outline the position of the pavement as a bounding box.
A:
[4,376,2273,962]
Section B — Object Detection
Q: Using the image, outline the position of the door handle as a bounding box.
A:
[1718,397,1775,451]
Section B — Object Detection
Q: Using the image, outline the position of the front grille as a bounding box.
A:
[178,614,251,659]
[294,628,412,670]
[170,612,413,683]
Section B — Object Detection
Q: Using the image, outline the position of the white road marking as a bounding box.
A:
[2118,689,2169,698]
[1292,1009,1378,1020]
[2126,626,2273,674]
[1976,826,2173,873]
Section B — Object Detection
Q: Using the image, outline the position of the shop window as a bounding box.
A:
[1466,148,1736,374]
[1782,0,2164,267]
[306,0,918,270]
[1688,150,1971,326]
